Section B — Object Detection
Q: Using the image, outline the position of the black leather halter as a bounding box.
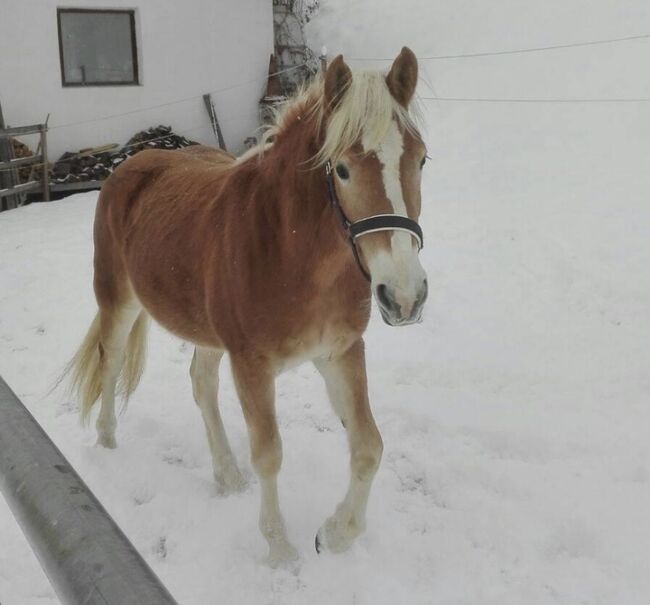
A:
[325,160,424,281]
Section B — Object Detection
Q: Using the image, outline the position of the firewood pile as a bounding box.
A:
[11,139,34,183]
[50,125,198,185]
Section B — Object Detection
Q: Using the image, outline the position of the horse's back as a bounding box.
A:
[179,144,235,166]
[103,144,234,195]
[96,145,234,230]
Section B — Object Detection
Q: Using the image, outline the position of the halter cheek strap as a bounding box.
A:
[325,160,424,281]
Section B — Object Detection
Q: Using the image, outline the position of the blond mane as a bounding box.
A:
[256,68,422,167]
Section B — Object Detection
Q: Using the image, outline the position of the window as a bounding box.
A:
[57,9,139,87]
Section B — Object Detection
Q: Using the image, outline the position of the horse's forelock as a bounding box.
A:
[313,71,420,165]
[256,70,421,168]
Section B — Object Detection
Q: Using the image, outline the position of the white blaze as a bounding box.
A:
[362,120,426,317]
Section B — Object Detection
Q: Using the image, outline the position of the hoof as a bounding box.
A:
[214,466,247,495]
[96,433,117,449]
[267,543,299,568]
[315,513,363,554]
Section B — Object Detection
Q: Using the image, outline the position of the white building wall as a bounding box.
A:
[0,0,274,158]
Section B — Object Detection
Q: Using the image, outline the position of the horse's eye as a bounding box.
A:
[335,163,350,180]
[420,156,427,169]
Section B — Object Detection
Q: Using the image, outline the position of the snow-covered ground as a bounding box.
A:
[1,1,650,603]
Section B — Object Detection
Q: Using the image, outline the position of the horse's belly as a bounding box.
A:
[274,324,360,373]
[126,264,223,348]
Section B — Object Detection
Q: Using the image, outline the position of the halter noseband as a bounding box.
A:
[325,160,424,281]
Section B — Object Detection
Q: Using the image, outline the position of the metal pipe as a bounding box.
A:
[0,376,179,605]
[40,123,50,202]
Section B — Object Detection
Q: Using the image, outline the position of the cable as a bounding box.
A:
[48,63,308,130]
[420,96,650,103]
[349,32,650,61]
[5,90,648,177]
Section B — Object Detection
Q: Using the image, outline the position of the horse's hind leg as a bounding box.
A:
[190,346,245,493]
[230,354,298,566]
[96,298,143,448]
[313,338,383,553]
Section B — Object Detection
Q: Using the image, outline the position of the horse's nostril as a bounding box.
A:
[376,284,393,310]
[418,279,428,305]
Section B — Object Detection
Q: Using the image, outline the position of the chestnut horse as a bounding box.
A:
[67,48,428,565]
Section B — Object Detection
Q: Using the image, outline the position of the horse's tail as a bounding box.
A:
[63,309,148,424]
[119,311,149,407]
[63,312,102,424]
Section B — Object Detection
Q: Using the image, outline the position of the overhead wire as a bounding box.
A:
[1,61,309,176]
[48,63,309,130]
[349,32,650,61]
[420,96,650,103]
[4,31,649,177]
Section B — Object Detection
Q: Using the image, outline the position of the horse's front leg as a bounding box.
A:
[230,354,298,566]
[314,338,383,553]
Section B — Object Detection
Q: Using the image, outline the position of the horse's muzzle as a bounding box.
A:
[375,279,428,326]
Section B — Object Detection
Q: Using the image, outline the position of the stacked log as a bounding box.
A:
[124,125,196,152]
[51,150,113,184]
[50,125,198,185]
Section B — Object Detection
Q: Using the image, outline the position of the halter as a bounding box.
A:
[325,160,424,281]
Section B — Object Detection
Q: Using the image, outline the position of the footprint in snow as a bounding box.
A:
[132,485,155,506]
[387,451,429,496]
[160,444,199,469]
[153,536,169,560]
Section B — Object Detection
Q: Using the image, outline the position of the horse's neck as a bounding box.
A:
[277,158,325,224]
[245,133,350,275]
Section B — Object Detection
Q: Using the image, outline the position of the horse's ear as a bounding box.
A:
[324,55,353,113]
[386,47,418,107]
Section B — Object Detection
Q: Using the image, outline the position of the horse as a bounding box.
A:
[67,47,428,565]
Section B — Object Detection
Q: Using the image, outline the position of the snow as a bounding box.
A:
[2,1,650,603]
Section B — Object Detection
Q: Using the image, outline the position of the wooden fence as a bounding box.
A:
[0,123,50,211]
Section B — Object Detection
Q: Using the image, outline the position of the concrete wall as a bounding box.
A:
[0,0,274,158]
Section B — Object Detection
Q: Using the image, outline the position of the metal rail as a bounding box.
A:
[0,376,179,605]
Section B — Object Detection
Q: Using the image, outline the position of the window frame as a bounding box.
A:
[57,8,140,87]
